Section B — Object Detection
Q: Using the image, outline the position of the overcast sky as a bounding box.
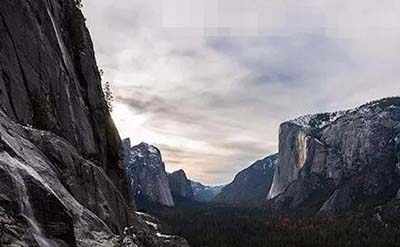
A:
[83,0,400,185]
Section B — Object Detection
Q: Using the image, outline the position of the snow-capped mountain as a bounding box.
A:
[269,97,400,212]
[214,154,278,206]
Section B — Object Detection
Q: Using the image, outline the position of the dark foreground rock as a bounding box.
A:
[0,110,121,246]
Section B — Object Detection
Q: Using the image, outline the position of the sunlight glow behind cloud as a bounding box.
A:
[84,0,400,185]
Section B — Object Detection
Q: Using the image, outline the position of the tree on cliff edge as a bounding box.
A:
[103,81,114,112]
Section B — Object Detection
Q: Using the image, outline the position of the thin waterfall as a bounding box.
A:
[14,171,56,247]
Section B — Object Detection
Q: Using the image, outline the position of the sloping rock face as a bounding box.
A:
[0,110,128,246]
[268,97,400,212]
[214,154,278,206]
[190,181,224,202]
[125,142,175,207]
[168,170,194,200]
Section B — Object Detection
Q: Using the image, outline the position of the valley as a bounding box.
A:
[145,203,400,247]
[124,97,400,247]
[1,0,400,246]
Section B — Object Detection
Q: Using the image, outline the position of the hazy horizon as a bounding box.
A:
[83,0,400,185]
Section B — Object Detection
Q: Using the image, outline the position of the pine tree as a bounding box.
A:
[103,81,114,112]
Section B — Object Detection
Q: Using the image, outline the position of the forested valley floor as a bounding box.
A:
[138,200,400,247]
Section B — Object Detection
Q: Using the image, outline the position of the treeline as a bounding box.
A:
[142,202,400,247]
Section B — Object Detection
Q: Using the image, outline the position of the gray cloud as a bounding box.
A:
[206,33,353,90]
[84,0,400,185]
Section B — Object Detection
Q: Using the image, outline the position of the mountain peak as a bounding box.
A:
[172,169,187,177]
[213,153,278,206]
[168,170,194,201]
[125,143,174,207]
[134,142,160,155]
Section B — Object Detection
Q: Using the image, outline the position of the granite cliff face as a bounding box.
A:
[168,170,194,201]
[0,0,123,180]
[269,97,400,212]
[215,154,278,206]
[125,141,175,207]
[0,1,188,246]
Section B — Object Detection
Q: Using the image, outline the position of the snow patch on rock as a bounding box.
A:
[290,111,347,129]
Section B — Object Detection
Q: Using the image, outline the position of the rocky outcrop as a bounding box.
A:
[121,212,189,247]
[0,110,125,246]
[215,154,278,206]
[190,181,224,202]
[125,141,174,207]
[25,126,135,234]
[168,170,194,201]
[269,97,400,212]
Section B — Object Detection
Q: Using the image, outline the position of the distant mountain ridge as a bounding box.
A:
[190,181,225,202]
[214,154,278,206]
[123,140,288,207]
[123,97,400,215]
[168,170,195,201]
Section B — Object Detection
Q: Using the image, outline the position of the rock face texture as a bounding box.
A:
[269,97,400,212]
[0,0,124,184]
[0,111,133,246]
[168,170,194,201]
[215,154,278,206]
[0,1,188,246]
[121,212,189,247]
[122,212,189,247]
[190,181,224,202]
[125,141,175,207]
